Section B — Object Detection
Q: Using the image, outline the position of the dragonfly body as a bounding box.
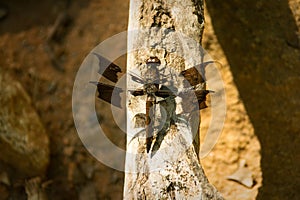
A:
[145,95,156,153]
[130,57,164,153]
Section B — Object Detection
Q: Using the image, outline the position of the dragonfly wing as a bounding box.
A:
[195,89,210,110]
[180,61,214,86]
[129,88,145,96]
[178,89,211,111]
[180,61,215,111]
[90,81,123,108]
[92,53,122,83]
[128,71,145,84]
[155,85,176,98]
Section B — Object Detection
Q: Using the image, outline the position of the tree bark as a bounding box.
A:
[124,0,224,199]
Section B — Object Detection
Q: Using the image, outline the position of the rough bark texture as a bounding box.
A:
[124,0,223,199]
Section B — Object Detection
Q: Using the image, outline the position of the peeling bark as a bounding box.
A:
[124,0,223,199]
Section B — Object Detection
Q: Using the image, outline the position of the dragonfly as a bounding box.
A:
[91,53,213,153]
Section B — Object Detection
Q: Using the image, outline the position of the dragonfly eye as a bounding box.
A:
[146,56,161,65]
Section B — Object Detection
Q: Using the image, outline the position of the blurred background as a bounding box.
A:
[0,0,299,199]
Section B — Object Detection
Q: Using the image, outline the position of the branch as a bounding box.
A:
[124,0,224,199]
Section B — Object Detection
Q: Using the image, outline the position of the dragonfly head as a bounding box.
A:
[146,56,161,65]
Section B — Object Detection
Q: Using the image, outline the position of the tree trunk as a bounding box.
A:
[124,0,224,199]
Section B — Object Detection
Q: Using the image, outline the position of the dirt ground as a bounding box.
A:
[0,0,299,199]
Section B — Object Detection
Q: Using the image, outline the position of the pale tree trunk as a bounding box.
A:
[123,0,224,199]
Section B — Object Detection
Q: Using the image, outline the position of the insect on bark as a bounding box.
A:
[91,54,213,154]
[130,57,172,153]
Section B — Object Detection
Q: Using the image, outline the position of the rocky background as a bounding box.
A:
[0,0,299,199]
